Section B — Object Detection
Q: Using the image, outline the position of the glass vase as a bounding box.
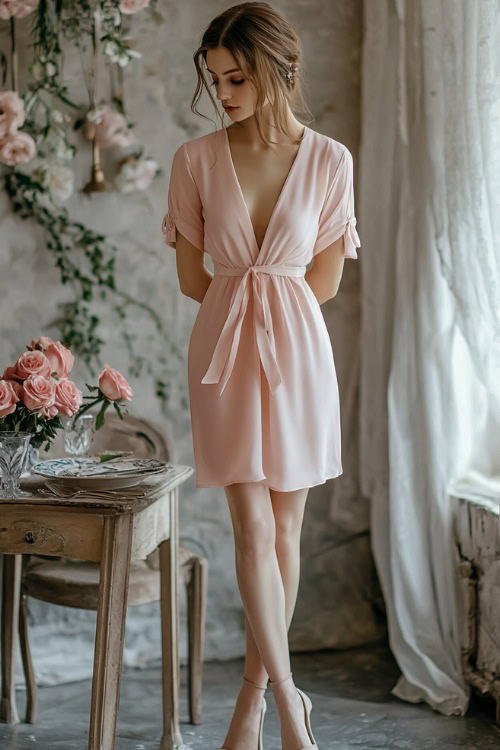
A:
[0,431,33,498]
[64,413,95,456]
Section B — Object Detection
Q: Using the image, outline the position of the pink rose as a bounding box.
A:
[54,379,83,417]
[44,341,74,379]
[40,403,59,419]
[0,131,36,166]
[30,336,56,351]
[6,380,23,400]
[91,107,135,149]
[0,379,20,417]
[1,365,21,381]
[15,350,52,380]
[22,375,56,412]
[0,0,39,20]
[119,0,150,14]
[0,90,25,137]
[99,364,134,401]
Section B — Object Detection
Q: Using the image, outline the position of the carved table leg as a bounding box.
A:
[188,556,208,725]
[0,554,22,724]
[88,515,133,750]
[159,486,183,750]
[19,585,38,723]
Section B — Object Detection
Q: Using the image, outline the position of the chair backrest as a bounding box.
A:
[90,414,174,462]
[45,413,175,463]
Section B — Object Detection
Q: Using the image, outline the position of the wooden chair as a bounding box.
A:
[18,415,208,725]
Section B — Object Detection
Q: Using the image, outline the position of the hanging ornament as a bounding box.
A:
[81,8,111,193]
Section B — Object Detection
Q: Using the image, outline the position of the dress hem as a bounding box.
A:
[194,470,343,492]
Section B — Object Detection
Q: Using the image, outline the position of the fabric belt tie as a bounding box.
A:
[201,261,307,395]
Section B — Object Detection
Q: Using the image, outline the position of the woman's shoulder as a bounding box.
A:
[306,127,353,185]
[171,131,223,179]
[175,130,222,159]
[307,126,352,162]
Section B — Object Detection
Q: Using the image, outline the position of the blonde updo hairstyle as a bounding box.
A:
[191,1,313,148]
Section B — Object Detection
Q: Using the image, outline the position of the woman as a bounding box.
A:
[162,3,360,748]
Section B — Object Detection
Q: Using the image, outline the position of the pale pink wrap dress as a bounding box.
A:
[162,125,360,491]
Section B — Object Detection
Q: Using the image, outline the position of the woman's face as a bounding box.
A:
[206,46,264,122]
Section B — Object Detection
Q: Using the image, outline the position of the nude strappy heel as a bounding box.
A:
[217,675,268,750]
[270,671,318,750]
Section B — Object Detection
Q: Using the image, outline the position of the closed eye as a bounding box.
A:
[210,79,245,87]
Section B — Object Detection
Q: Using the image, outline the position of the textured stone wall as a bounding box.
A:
[0,1,385,687]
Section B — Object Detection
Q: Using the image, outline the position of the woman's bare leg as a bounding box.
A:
[243,487,309,686]
[221,482,311,749]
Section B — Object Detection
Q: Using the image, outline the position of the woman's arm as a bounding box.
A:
[305,234,345,304]
[174,230,213,303]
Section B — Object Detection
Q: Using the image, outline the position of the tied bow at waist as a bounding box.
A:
[201,261,307,395]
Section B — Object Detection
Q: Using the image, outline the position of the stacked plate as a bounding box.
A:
[32,454,170,490]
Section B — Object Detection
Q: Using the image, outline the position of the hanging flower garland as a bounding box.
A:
[0,0,183,413]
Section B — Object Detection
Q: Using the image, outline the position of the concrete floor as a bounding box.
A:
[1,646,499,749]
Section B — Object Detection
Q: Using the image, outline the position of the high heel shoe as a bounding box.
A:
[270,671,318,750]
[217,675,268,750]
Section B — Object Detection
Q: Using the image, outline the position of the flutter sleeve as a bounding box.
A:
[161,142,205,252]
[312,145,361,259]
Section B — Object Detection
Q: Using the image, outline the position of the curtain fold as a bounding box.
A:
[358,0,500,716]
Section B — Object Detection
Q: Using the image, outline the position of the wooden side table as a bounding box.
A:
[0,464,193,750]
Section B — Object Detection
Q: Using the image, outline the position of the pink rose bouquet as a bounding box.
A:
[1,337,134,452]
[0,337,82,451]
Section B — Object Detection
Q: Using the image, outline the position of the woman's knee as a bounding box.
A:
[225,482,276,555]
[274,518,301,549]
[271,489,309,546]
[234,520,276,558]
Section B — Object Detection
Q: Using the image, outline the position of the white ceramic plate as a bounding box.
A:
[32,456,168,490]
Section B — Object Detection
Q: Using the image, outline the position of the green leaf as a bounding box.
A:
[98,452,124,463]
[112,401,124,420]
[95,399,111,431]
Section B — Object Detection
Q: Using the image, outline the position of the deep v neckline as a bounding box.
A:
[224,125,309,253]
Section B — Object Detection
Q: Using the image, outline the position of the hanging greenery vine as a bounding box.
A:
[0,0,184,413]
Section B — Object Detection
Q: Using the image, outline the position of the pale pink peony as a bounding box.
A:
[99,364,133,402]
[0,0,39,20]
[22,375,56,412]
[44,341,74,379]
[0,131,37,166]
[54,379,83,417]
[91,107,135,149]
[15,350,52,380]
[119,0,150,14]
[30,336,56,351]
[0,90,25,137]
[0,379,20,417]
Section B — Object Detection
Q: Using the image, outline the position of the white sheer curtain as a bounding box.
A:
[358,0,500,715]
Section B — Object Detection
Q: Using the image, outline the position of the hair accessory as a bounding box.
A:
[285,63,299,84]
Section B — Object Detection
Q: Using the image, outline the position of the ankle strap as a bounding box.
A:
[269,671,293,687]
[243,675,268,690]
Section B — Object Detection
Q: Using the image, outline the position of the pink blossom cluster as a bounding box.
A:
[0,337,82,419]
[119,0,150,14]
[87,105,135,150]
[0,0,39,20]
[0,90,36,167]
